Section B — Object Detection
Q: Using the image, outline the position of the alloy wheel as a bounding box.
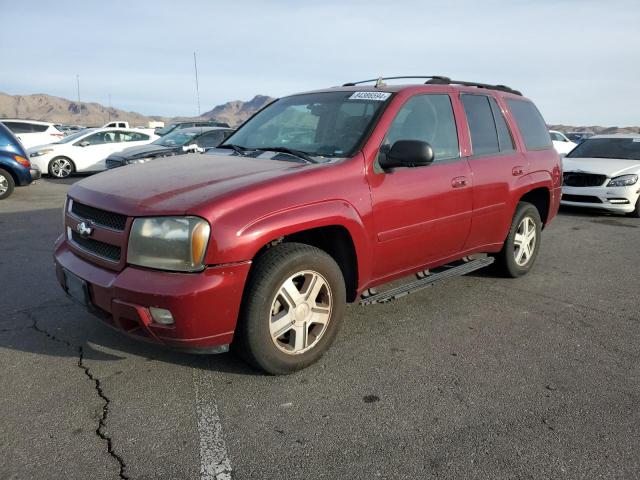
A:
[269,270,332,355]
[51,158,72,178]
[514,216,536,266]
[0,175,8,195]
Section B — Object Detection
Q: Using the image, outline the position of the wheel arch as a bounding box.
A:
[513,171,553,228]
[214,200,371,303]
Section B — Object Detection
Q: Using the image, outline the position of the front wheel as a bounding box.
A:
[235,242,346,375]
[48,157,75,178]
[493,202,542,278]
[0,168,15,200]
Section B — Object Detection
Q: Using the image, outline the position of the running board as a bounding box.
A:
[360,257,494,305]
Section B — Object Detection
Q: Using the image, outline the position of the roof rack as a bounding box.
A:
[342,76,522,96]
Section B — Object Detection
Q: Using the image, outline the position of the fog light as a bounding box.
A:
[149,307,174,325]
[608,198,630,204]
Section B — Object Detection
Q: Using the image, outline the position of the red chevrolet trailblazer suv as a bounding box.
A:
[54,76,561,374]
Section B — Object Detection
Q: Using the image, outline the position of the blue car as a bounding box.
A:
[0,122,41,199]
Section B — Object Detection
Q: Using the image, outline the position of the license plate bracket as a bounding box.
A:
[64,269,90,307]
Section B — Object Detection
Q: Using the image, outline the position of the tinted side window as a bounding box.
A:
[197,131,225,148]
[4,122,32,134]
[120,131,149,142]
[506,99,552,150]
[383,94,459,162]
[461,95,499,156]
[488,98,514,152]
[31,124,49,133]
[80,132,115,145]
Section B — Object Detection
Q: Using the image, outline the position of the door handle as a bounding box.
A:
[512,166,524,176]
[451,176,468,188]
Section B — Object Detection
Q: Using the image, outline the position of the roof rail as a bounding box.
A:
[342,76,522,96]
[342,76,450,87]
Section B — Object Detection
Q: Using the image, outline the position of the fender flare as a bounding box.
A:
[211,199,373,287]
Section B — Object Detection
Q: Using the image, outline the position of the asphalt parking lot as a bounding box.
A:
[1,177,638,480]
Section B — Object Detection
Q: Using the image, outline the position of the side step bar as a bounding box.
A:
[360,257,494,305]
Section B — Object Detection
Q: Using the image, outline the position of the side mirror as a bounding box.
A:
[379,140,434,170]
[182,144,205,153]
[78,141,90,147]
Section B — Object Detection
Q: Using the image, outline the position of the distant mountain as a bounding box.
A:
[0,92,163,127]
[200,95,275,126]
[2,92,637,134]
[549,124,640,135]
[0,92,274,128]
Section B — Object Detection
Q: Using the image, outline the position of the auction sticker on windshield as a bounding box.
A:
[349,91,391,101]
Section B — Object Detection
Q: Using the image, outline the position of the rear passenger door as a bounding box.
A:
[460,94,524,249]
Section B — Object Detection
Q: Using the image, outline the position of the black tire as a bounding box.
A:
[48,157,75,178]
[0,168,16,200]
[493,202,542,278]
[235,242,346,375]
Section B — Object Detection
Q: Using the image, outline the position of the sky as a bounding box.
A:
[1,0,638,125]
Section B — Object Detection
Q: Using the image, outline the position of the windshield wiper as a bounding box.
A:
[218,144,251,155]
[259,147,318,163]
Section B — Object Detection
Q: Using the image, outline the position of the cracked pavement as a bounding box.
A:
[1,177,639,479]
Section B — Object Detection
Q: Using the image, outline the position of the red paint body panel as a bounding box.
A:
[55,236,249,349]
[53,83,561,351]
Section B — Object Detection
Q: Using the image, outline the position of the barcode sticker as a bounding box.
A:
[348,91,391,101]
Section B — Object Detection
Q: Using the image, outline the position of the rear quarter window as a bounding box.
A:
[31,124,49,133]
[506,99,552,150]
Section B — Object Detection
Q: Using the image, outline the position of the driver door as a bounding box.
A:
[73,131,119,171]
[367,94,473,279]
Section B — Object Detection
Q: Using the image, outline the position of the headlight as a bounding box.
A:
[127,157,153,165]
[607,174,638,187]
[30,148,53,157]
[127,216,211,272]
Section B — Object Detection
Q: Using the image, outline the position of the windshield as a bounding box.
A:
[153,129,199,147]
[566,138,640,160]
[55,129,92,144]
[221,91,391,159]
[155,124,177,135]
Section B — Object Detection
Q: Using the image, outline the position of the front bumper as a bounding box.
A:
[561,185,639,213]
[54,237,251,352]
[30,166,42,181]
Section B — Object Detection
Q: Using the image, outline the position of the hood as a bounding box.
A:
[26,143,57,153]
[108,143,177,160]
[69,152,309,216]
[562,157,640,178]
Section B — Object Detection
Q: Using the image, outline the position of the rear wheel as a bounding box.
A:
[48,157,75,178]
[235,242,346,375]
[493,202,542,277]
[0,168,15,200]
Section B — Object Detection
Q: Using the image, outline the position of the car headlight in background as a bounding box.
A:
[29,148,53,158]
[607,174,638,187]
[127,216,211,272]
[127,157,153,165]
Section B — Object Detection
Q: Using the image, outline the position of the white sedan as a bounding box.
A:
[561,134,640,217]
[549,130,577,155]
[27,128,158,178]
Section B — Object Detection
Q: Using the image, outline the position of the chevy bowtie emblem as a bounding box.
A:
[76,221,93,238]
